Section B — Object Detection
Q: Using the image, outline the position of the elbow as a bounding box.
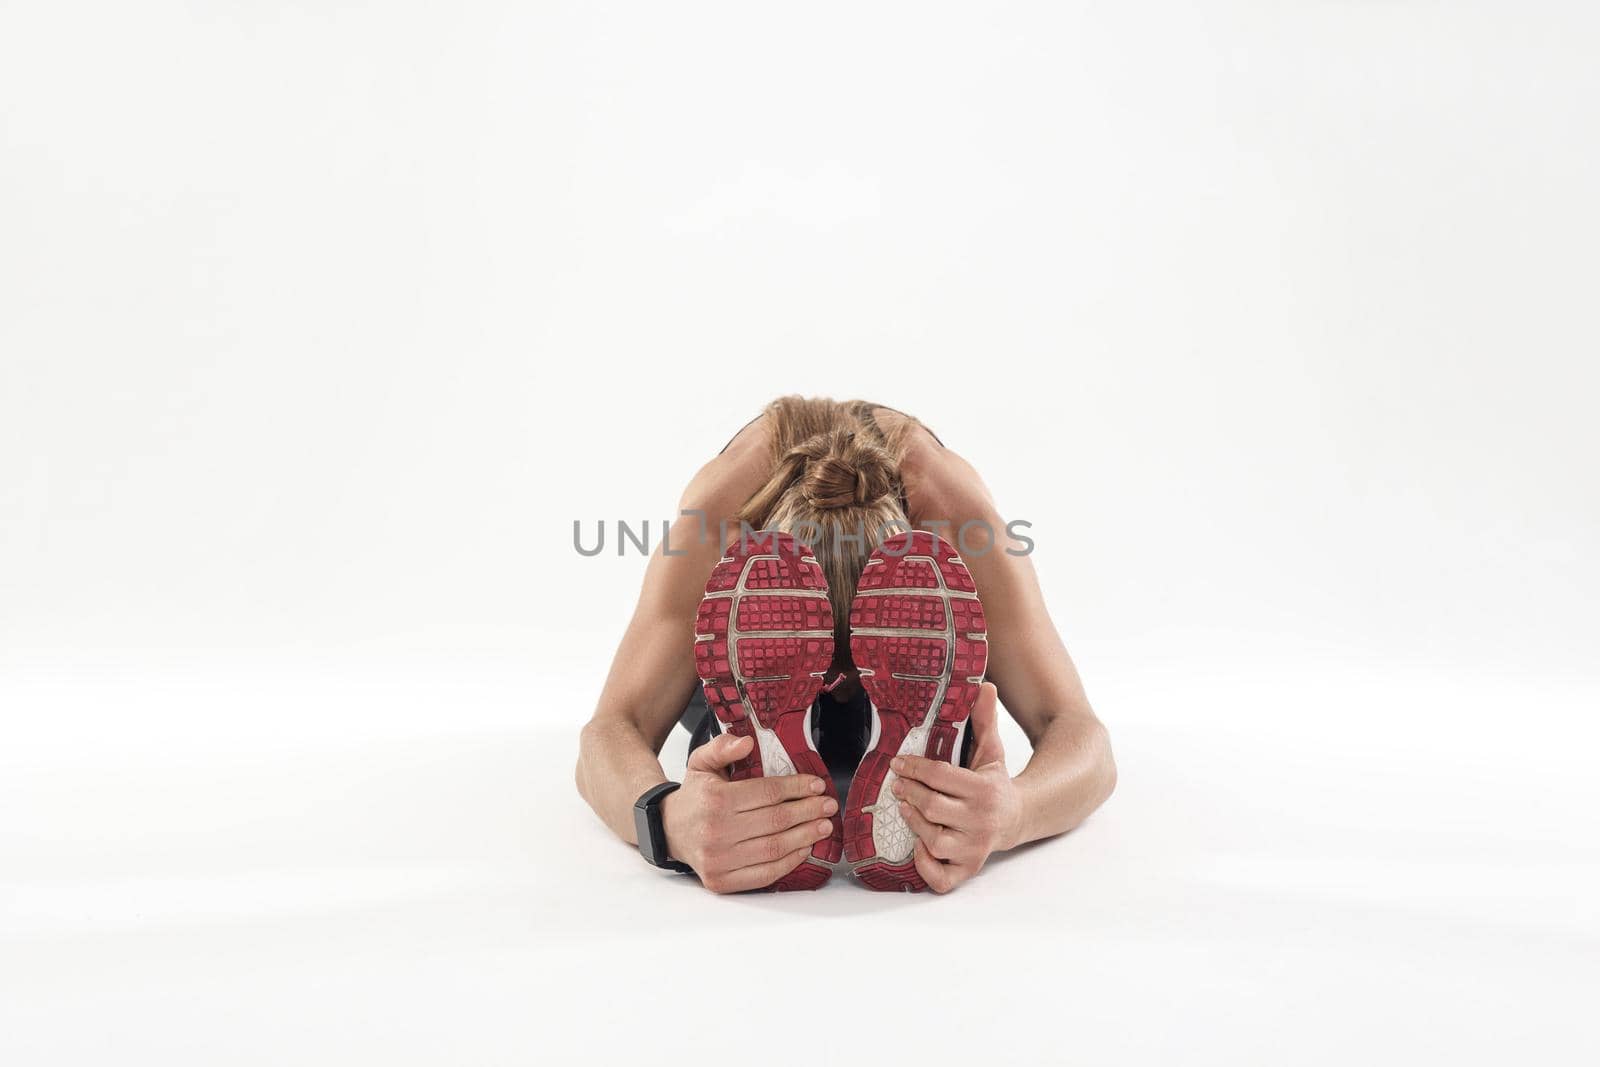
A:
[574,720,599,807]
[1091,720,1117,807]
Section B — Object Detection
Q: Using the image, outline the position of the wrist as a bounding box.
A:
[658,787,690,866]
[633,781,692,872]
[999,777,1028,851]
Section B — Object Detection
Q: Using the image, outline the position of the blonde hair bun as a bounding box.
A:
[792,429,895,511]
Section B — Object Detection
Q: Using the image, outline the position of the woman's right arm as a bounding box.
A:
[574,424,838,890]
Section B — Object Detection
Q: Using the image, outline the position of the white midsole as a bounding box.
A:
[750,713,796,776]
[868,719,934,864]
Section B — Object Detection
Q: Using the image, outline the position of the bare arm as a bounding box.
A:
[573,588,700,843]
[898,435,1116,853]
[574,427,766,841]
[574,422,840,891]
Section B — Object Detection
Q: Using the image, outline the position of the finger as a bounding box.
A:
[687,732,753,776]
[892,777,963,827]
[913,840,958,894]
[966,682,1006,769]
[729,794,838,841]
[892,755,977,797]
[728,818,834,869]
[898,801,959,860]
[725,772,825,812]
[716,845,813,893]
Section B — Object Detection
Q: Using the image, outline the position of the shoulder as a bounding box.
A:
[886,416,997,526]
[634,416,775,622]
[678,415,774,518]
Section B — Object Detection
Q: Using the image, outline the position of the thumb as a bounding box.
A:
[966,683,1005,770]
[686,730,753,777]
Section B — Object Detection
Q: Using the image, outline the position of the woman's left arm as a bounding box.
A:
[890,443,1117,891]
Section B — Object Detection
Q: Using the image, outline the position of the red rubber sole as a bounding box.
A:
[844,531,988,891]
[693,530,840,891]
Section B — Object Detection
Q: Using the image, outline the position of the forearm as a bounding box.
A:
[1007,714,1116,848]
[575,596,703,843]
[576,718,673,844]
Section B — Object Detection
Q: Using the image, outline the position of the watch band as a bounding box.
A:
[634,781,693,873]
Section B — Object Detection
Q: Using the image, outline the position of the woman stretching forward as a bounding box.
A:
[576,396,1115,892]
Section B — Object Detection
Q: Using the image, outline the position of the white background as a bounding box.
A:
[3,2,1597,1064]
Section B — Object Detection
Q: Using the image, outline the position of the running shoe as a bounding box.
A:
[693,530,841,890]
[843,530,989,891]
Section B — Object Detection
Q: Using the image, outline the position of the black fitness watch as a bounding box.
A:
[634,782,693,873]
